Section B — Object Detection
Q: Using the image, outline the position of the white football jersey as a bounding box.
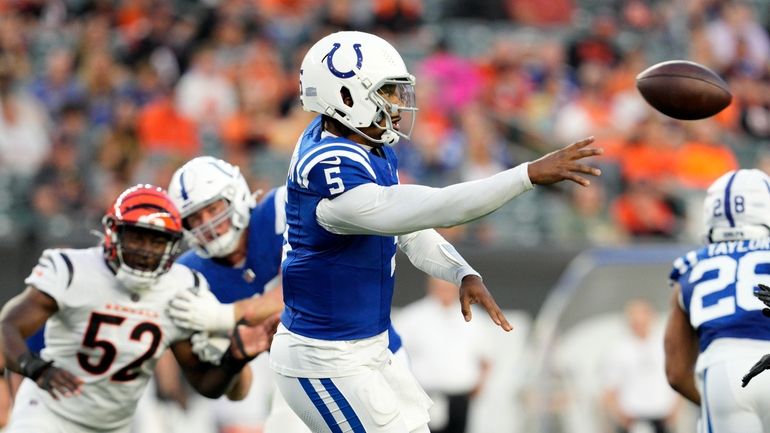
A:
[24,247,199,431]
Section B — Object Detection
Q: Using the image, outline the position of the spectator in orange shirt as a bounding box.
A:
[373,0,423,32]
[676,120,739,190]
[618,116,680,185]
[613,181,677,239]
[506,0,574,25]
[136,87,199,158]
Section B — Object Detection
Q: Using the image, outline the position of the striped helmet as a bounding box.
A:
[102,184,183,292]
[704,169,770,242]
[167,157,255,258]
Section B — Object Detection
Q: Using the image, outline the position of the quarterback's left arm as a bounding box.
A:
[170,313,280,399]
[398,230,512,331]
[663,283,700,405]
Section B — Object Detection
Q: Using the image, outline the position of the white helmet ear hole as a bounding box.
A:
[340,86,353,107]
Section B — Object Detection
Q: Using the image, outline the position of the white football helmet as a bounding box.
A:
[299,31,417,145]
[168,157,256,258]
[703,169,770,242]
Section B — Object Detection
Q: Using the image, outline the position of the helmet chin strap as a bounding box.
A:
[115,265,156,294]
[380,130,400,145]
[373,108,400,146]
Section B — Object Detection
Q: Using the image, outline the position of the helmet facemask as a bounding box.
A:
[182,197,246,258]
[363,78,417,145]
[104,218,182,293]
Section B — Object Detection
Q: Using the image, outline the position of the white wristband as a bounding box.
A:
[212,303,237,333]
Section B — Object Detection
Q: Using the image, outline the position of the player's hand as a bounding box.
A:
[190,332,231,365]
[754,284,770,317]
[527,136,602,187]
[459,275,512,332]
[742,353,770,387]
[167,288,235,332]
[37,365,83,400]
[230,313,282,360]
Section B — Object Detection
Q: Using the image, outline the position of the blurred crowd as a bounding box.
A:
[0,0,769,247]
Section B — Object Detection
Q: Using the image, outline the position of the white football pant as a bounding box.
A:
[699,356,770,432]
[6,379,131,433]
[272,354,430,433]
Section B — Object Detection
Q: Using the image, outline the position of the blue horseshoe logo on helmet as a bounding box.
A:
[326,43,363,79]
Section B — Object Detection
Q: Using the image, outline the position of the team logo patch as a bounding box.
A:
[319,156,342,165]
[325,42,363,79]
[138,213,170,228]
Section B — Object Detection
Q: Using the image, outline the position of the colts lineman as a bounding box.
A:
[0,184,279,433]
[272,30,602,433]
[166,156,300,433]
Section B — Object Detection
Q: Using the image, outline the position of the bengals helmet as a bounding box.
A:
[103,184,183,292]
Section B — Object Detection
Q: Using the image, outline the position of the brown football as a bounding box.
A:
[636,60,732,120]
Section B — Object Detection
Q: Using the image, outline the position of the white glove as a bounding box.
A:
[190,332,231,365]
[167,288,235,333]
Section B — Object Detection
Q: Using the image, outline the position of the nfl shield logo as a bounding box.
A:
[242,269,256,283]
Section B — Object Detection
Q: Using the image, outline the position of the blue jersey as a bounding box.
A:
[282,116,399,341]
[670,239,770,352]
[177,188,285,303]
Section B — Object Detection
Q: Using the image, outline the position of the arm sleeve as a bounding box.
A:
[23,249,73,310]
[316,163,533,235]
[398,229,480,286]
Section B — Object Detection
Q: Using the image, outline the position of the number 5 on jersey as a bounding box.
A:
[324,167,345,195]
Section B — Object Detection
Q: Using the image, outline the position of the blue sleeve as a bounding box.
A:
[250,192,284,277]
[176,250,201,269]
[257,188,280,232]
[299,144,377,199]
[670,252,695,284]
[27,327,45,354]
[671,250,703,315]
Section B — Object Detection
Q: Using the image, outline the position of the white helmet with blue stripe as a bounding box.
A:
[704,169,770,242]
[168,156,255,258]
[299,31,417,145]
